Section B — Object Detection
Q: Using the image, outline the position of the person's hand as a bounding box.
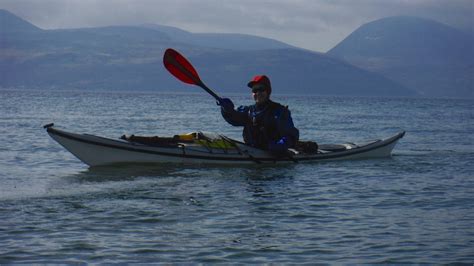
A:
[268,137,288,154]
[217,98,234,112]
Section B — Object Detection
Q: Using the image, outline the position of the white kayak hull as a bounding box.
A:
[45,124,405,167]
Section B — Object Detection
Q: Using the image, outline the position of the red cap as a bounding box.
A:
[247,75,272,94]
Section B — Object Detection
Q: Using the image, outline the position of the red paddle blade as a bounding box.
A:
[163,48,201,85]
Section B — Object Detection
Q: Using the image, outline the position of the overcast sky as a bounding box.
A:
[1,0,473,52]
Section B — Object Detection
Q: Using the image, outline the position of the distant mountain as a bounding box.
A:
[188,49,414,96]
[0,9,41,32]
[0,9,415,97]
[140,24,296,51]
[328,16,474,98]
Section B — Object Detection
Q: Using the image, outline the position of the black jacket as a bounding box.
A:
[221,100,299,151]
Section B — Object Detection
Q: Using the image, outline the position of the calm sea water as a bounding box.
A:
[1,89,473,263]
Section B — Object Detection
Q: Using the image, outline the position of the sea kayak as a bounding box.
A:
[44,123,405,167]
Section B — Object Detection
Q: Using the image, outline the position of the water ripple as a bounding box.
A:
[0,90,473,263]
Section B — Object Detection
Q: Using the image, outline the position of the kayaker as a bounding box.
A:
[218,75,299,154]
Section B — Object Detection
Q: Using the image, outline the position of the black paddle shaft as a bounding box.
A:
[197,81,221,102]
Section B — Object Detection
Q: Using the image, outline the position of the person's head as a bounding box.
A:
[247,75,271,104]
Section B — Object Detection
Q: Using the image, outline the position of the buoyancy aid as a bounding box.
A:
[244,101,289,149]
[221,99,299,150]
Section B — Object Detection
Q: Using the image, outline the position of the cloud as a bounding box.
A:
[1,0,472,52]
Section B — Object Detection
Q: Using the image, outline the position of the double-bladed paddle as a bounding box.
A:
[163,48,222,103]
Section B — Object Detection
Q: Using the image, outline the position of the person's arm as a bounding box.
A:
[268,108,299,153]
[218,98,248,126]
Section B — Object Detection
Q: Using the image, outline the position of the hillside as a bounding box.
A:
[0,9,41,32]
[328,16,474,98]
[0,9,415,97]
[140,24,297,51]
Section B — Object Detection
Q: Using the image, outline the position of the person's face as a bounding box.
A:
[252,85,269,104]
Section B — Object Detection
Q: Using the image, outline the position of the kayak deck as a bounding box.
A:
[44,123,405,167]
